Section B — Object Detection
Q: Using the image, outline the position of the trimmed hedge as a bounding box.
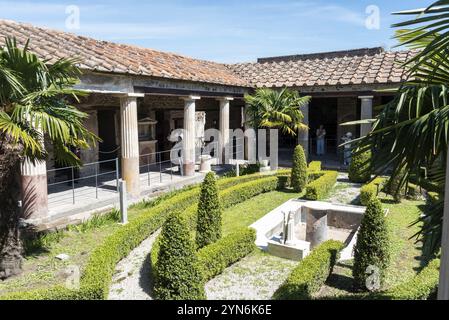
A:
[360,177,386,206]
[374,259,440,300]
[273,240,345,300]
[305,171,338,200]
[353,198,390,290]
[0,172,281,300]
[196,172,222,249]
[154,212,205,300]
[197,228,256,281]
[348,150,372,183]
[291,145,308,192]
[308,161,322,173]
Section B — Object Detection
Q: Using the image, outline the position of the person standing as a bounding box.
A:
[316,125,327,156]
[341,132,353,166]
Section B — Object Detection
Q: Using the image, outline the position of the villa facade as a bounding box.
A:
[0,19,414,222]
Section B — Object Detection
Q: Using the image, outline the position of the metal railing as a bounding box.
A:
[47,158,119,206]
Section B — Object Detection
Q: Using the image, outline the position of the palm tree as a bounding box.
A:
[345,0,449,257]
[244,87,310,137]
[0,37,98,279]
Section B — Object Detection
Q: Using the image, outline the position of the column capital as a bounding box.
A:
[359,95,374,100]
[216,96,234,102]
[181,95,201,102]
[115,92,145,99]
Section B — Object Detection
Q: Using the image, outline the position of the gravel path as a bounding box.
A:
[325,173,363,205]
[108,230,160,300]
[205,250,296,300]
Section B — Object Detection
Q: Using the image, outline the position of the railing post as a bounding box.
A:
[115,158,120,192]
[159,153,163,183]
[147,154,151,187]
[119,179,128,225]
[95,163,98,199]
[71,167,76,204]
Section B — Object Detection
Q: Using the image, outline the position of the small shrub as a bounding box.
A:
[305,171,338,200]
[196,172,222,249]
[291,145,308,192]
[360,177,385,206]
[273,240,344,300]
[308,161,322,173]
[348,149,372,183]
[197,228,256,281]
[374,259,440,300]
[154,212,205,300]
[353,198,390,291]
[386,168,406,203]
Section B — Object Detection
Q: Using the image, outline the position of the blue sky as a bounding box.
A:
[0,0,428,63]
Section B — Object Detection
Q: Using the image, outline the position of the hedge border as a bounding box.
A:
[360,177,386,206]
[304,171,338,200]
[0,171,286,300]
[273,240,345,300]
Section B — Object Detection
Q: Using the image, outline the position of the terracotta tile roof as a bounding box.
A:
[228,47,417,88]
[0,19,249,87]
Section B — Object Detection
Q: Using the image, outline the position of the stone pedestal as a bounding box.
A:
[305,204,328,249]
[199,155,212,173]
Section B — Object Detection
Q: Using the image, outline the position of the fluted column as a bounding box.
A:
[21,157,48,220]
[218,97,233,164]
[181,96,200,176]
[359,96,374,137]
[120,93,143,198]
[298,101,310,160]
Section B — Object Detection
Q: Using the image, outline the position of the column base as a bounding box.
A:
[122,157,140,198]
[183,162,196,177]
[21,174,48,220]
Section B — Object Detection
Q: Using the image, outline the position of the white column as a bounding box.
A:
[21,157,48,220]
[120,93,143,198]
[298,101,310,160]
[359,96,374,137]
[218,97,234,164]
[181,96,201,176]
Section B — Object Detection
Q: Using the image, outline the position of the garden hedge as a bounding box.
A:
[308,161,322,173]
[374,258,440,300]
[348,150,372,183]
[291,145,308,192]
[360,177,385,206]
[197,227,256,281]
[0,172,283,300]
[304,171,338,200]
[273,240,345,300]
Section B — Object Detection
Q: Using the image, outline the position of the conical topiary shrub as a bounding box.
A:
[154,212,205,300]
[348,149,372,183]
[196,172,222,249]
[291,144,308,192]
[353,198,390,291]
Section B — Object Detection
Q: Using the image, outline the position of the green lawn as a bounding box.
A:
[317,196,427,298]
[222,190,303,236]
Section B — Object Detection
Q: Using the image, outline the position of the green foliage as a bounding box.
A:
[197,228,256,281]
[273,241,345,300]
[196,173,222,249]
[353,198,390,291]
[308,161,322,173]
[305,171,338,200]
[348,150,372,183]
[23,230,66,256]
[154,212,205,300]
[374,259,440,300]
[360,178,385,206]
[291,145,308,192]
[223,163,261,178]
[244,87,310,136]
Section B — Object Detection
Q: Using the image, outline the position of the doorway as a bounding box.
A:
[97,110,118,169]
[309,98,338,155]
